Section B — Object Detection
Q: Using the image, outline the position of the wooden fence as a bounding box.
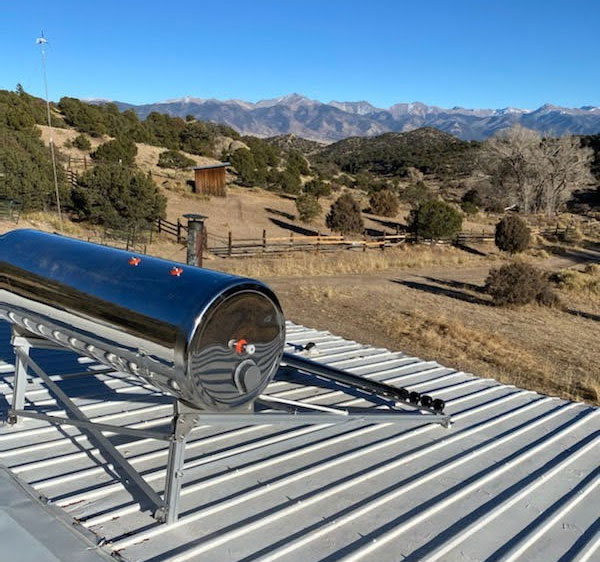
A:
[86,226,153,254]
[155,217,188,243]
[0,199,22,223]
[206,229,500,257]
[205,224,599,258]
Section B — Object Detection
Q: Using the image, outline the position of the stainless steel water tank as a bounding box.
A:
[0,230,285,411]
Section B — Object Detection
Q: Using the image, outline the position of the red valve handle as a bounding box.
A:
[128,257,141,266]
[170,266,184,277]
[235,339,248,354]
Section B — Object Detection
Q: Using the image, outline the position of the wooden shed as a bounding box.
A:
[193,162,229,197]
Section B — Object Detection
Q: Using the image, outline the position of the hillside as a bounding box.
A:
[264,133,326,155]
[314,128,479,177]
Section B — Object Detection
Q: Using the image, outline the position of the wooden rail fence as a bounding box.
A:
[155,217,188,244]
[206,229,501,257]
[204,224,597,258]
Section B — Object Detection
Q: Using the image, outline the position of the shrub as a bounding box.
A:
[485,262,550,306]
[461,201,479,215]
[408,199,463,240]
[286,150,310,175]
[73,163,166,228]
[326,193,364,234]
[551,265,600,296]
[72,133,92,151]
[560,226,583,244]
[92,137,137,166]
[494,215,531,254]
[401,181,432,206]
[296,193,321,223]
[536,285,562,308]
[462,188,482,206]
[157,149,195,169]
[369,189,399,217]
[304,178,331,199]
[278,168,302,194]
[0,126,69,212]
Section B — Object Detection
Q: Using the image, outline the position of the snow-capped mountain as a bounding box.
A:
[110,94,600,142]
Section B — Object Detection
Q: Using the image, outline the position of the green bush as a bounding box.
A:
[92,137,137,166]
[326,193,364,234]
[296,193,321,223]
[461,201,479,215]
[408,199,463,240]
[72,133,92,151]
[485,262,551,306]
[73,164,165,228]
[0,126,69,212]
[401,181,433,206]
[286,150,310,175]
[369,189,399,217]
[495,215,531,254]
[230,147,270,187]
[1,87,64,130]
[157,149,195,169]
[278,168,302,194]
[304,178,331,199]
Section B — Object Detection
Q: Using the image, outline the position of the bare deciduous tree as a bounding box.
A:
[476,125,594,215]
[534,135,594,215]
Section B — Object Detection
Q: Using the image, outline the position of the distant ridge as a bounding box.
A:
[108,94,600,142]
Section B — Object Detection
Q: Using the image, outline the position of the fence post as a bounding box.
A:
[262,229,267,253]
[316,232,321,253]
[290,232,293,248]
[184,214,208,268]
[363,234,367,252]
[228,231,232,257]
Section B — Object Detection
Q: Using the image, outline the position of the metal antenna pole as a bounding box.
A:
[37,32,63,231]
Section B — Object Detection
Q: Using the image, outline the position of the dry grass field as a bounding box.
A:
[264,256,599,406]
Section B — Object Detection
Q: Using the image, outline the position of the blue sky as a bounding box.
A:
[1,0,598,109]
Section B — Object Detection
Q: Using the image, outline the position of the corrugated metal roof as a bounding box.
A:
[0,319,598,561]
[192,162,230,170]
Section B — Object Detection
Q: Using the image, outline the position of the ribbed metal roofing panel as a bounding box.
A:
[0,319,598,561]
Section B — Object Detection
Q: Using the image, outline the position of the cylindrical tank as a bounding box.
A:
[0,229,285,411]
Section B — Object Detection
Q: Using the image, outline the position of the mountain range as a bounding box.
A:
[110,94,600,143]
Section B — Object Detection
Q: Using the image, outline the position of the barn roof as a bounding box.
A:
[0,319,598,561]
[192,162,230,170]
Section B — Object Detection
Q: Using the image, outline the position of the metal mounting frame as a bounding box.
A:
[6,330,451,525]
